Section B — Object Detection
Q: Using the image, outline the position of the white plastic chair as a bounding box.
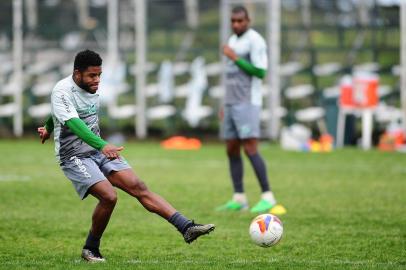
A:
[147,60,176,121]
[181,57,213,127]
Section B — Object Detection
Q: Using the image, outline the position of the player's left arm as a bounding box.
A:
[234,58,266,79]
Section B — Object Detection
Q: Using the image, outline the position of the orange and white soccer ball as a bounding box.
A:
[249,214,283,247]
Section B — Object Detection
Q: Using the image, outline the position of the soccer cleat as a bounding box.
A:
[269,204,287,216]
[250,199,274,213]
[215,200,249,211]
[81,248,106,263]
[183,222,215,244]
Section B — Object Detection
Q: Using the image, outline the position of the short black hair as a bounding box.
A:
[73,49,102,71]
[232,5,249,19]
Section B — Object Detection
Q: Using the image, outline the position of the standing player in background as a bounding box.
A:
[37,49,215,263]
[216,6,286,215]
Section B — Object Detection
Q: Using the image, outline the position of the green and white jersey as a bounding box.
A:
[51,75,100,163]
[225,28,267,106]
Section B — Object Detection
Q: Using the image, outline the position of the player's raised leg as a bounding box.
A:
[107,169,215,243]
[82,180,117,262]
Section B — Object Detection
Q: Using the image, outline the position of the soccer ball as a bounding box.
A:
[249,214,283,247]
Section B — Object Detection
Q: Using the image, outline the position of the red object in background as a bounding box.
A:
[160,136,201,150]
[378,130,405,152]
[339,74,379,108]
[353,76,378,108]
[340,83,354,107]
[339,76,354,107]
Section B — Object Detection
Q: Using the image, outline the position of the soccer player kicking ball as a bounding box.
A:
[37,49,214,262]
[216,6,286,215]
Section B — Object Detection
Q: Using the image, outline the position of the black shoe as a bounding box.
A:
[81,247,106,262]
[183,222,215,244]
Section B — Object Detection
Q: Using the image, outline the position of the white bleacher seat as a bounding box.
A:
[353,62,380,73]
[260,107,288,121]
[392,65,400,76]
[175,83,189,98]
[98,60,137,120]
[322,86,340,99]
[313,62,342,76]
[147,60,176,121]
[2,78,19,96]
[280,61,303,77]
[60,32,82,51]
[60,62,74,77]
[0,71,24,137]
[374,103,403,124]
[147,105,176,121]
[209,85,224,99]
[295,107,325,123]
[129,62,157,75]
[173,62,189,76]
[145,84,159,98]
[205,62,222,76]
[31,81,56,97]
[156,61,174,104]
[181,57,213,127]
[99,61,128,104]
[108,104,137,119]
[27,103,51,119]
[378,85,392,98]
[0,103,18,117]
[285,84,314,100]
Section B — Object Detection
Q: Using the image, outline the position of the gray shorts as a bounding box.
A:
[222,103,261,140]
[60,151,131,199]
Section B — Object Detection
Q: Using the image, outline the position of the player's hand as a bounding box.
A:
[222,45,238,61]
[101,144,124,160]
[37,127,50,144]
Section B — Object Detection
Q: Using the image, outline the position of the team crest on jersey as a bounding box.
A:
[77,104,97,115]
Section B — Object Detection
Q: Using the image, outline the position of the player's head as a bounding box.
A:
[73,49,102,94]
[231,6,250,36]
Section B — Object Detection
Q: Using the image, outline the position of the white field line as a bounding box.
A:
[0,174,31,182]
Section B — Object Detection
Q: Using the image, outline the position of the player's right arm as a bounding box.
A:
[51,89,123,159]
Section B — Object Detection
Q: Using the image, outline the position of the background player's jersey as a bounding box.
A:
[224,28,267,106]
[51,76,100,163]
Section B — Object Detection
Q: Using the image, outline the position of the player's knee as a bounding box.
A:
[101,191,118,206]
[226,147,240,157]
[131,179,149,197]
[243,146,257,156]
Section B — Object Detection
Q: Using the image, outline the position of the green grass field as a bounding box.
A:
[0,139,405,270]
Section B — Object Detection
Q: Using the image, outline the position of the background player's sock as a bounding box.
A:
[247,153,270,192]
[261,191,276,205]
[229,155,244,193]
[233,193,248,204]
[84,231,101,250]
[168,212,192,234]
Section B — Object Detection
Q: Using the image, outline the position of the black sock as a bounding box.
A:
[248,153,270,192]
[229,155,244,193]
[84,231,101,250]
[168,212,193,234]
